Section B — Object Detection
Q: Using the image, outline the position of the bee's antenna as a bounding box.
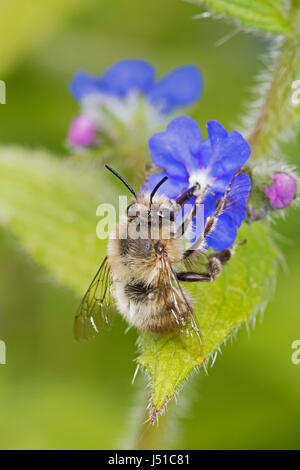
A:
[105,165,137,198]
[150,176,168,205]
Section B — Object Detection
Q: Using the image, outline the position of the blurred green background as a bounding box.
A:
[0,0,300,450]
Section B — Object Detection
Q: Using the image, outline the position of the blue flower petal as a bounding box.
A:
[190,175,250,248]
[147,65,202,114]
[144,118,251,253]
[207,120,228,146]
[203,194,217,220]
[176,194,195,228]
[145,173,187,199]
[70,71,105,101]
[212,131,251,176]
[224,173,251,227]
[197,139,212,169]
[148,116,202,177]
[190,194,217,243]
[200,121,251,177]
[209,173,234,193]
[100,59,155,97]
[205,213,237,251]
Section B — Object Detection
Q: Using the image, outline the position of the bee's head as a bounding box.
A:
[125,197,178,246]
[105,165,179,241]
[127,200,175,223]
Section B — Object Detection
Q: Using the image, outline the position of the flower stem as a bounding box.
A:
[248,0,300,159]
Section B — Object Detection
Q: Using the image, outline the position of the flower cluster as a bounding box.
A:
[146,116,252,251]
[68,59,202,150]
[66,58,298,253]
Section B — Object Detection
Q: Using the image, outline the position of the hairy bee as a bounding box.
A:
[74,165,235,340]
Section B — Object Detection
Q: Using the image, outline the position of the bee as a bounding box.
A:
[74,165,236,340]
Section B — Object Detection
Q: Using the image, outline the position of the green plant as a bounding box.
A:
[0,0,299,449]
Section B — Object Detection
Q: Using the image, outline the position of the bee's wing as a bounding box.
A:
[74,257,113,341]
[161,253,201,338]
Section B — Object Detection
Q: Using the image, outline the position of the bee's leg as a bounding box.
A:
[177,248,233,283]
[185,199,228,254]
[176,185,208,238]
[209,247,232,265]
[176,272,211,282]
[176,184,200,207]
[184,171,241,255]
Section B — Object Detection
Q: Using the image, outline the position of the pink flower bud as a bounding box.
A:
[68,115,98,147]
[265,173,297,209]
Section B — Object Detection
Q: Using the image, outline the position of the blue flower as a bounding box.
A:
[146,116,251,251]
[70,59,202,115]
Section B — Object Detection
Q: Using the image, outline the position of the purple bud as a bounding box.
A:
[68,115,98,147]
[265,173,297,209]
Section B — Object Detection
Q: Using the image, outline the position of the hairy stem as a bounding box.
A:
[248,0,300,159]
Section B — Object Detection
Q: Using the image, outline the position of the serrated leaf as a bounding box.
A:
[139,221,279,420]
[194,0,290,34]
[0,147,115,292]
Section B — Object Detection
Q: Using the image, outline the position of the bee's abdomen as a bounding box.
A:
[121,280,190,333]
[124,280,155,302]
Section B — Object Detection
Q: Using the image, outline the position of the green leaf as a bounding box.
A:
[139,221,279,420]
[193,0,290,34]
[0,147,114,292]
